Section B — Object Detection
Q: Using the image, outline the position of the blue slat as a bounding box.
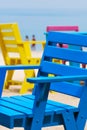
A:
[48,32,87,47]
[0,104,24,116]
[47,100,78,113]
[2,96,34,109]
[50,82,83,98]
[0,105,25,128]
[28,75,87,83]
[12,95,75,114]
[23,95,78,112]
[10,95,63,114]
[44,46,87,64]
[0,65,40,70]
[0,99,32,116]
[12,95,35,102]
[41,61,87,76]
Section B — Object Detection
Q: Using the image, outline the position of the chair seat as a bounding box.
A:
[0,94,78,128]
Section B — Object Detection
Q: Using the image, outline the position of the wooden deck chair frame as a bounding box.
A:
[0,32,87,129]
[0,23,45,94]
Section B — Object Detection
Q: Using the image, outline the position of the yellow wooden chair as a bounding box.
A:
[0,23,45,94]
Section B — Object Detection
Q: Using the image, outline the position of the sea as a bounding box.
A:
[0,8,87,41]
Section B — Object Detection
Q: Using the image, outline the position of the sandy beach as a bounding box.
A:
[0,51,87,130]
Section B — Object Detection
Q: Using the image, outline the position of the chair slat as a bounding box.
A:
[0,23,14,29]
[0,105,24,128]
[4,40,18,44]
[1,31,14,37]
[0,99,32,115]
[48,32,87,47]
[46,26,79,32]
[50,82,83,98]
[44,46,87,64]
[6,47,19,52]
[41,61,87,76]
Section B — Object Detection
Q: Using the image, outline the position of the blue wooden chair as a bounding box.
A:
[0,32,87,130]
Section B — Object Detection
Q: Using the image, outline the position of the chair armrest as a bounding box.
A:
[0,65,40,97]
[27,75,87,83]
[0,65,40,70]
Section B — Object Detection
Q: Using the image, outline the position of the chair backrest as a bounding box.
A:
[46,26,79,32]
[46,25,79,64]
[0,23,23,65]
[0,23,47,94]
[0,23,45,65]
[46,26,79,53]
[34,32,87,100]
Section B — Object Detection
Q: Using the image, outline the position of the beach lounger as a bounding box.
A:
[0,31,87,129]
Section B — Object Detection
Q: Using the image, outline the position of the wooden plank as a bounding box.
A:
[48,32,87,47]
[3,39,17,44]
[0,23,14,29]
[6,47,19,52]
[41,61,87,76]
[23,95,78,112]
[50,82,83,98]
[28,40,45,45]
[0,105,25,128]
[0,99,32,116]
[0,104,24,116]
[46,26,79,32]
[48,100,78,112]
[28,75,87,83]
[45,46,87,64]
[2,96,34,109]
[0,65,40,70]
[1,31,14,37]
[22,95,76,110]
[10,96,61,114]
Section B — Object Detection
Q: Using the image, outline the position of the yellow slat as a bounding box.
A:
[28,41,45,45]
[1,31,14,37]
[6,47,19,52]
[4,40,17,44]
[0,23,16,29]
[8,80,22,85]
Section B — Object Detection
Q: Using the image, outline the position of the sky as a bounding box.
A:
[0,0,87,10]
[0,0,87,40]
[0,0,87,16]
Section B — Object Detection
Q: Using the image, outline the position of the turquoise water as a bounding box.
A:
[0,9,87,40]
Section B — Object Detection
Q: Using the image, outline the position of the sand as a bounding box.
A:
[0,51,87,130]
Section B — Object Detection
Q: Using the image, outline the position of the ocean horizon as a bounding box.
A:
[0,8,87,40]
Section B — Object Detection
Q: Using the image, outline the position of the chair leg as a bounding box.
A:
[4,70,14,89]
[62,111,77,130]
[24,118,32,130]
[29,83,50,130]
[24,117,42,130]
[20,70,35,94]
[76,114,86,130]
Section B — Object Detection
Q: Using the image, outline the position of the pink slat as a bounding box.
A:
[46,26,79,32]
